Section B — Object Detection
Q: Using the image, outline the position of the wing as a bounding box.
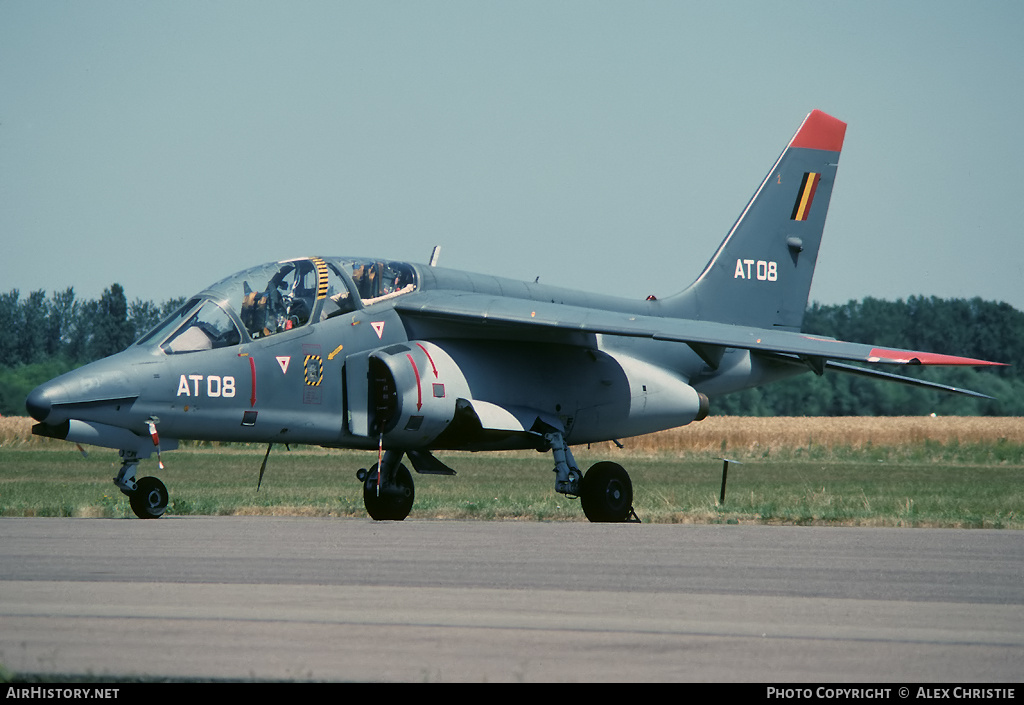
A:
[394,290,1005,398]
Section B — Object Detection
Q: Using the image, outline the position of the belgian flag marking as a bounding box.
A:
[791,172,821,221]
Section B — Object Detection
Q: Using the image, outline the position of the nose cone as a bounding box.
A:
[24,353,143,427]
[26,384,54,422]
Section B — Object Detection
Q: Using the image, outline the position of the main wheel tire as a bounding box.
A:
[580,462,633,523]
[363,462,415,521]
[129,476,169,519]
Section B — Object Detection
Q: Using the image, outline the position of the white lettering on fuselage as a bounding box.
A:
[734,259,777,281]
[176,374,235,398]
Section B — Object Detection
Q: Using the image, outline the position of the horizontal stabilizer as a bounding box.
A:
[826,361,995,399]
[770,356,996,399]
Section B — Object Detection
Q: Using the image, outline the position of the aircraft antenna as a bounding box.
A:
[429,246,441,267]
[257,443,273,491]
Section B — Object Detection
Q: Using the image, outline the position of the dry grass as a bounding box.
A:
[4,414,1023,455]
[0,417,51,447]
[601,416,1024,457]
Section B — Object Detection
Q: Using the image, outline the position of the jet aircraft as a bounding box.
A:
[26,110,1004,522]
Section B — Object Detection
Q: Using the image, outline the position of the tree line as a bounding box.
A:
[714,297,1024,417]
[0,285,1021,417]
[0,285,184,416]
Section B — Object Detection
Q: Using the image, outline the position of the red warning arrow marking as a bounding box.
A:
[249,357,257,407]
[415,343,438,378]
[406,353,422,410]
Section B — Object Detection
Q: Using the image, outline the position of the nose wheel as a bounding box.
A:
[129,476,169,519]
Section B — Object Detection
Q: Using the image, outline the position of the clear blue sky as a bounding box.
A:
[3,1,1023,312]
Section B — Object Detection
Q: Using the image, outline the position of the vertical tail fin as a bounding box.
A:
[663,110,847,331]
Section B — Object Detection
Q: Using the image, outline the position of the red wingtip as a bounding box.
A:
[868,348,1008,367]
[789,109,847,152]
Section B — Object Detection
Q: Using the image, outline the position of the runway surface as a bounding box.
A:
[1,517,1021,682]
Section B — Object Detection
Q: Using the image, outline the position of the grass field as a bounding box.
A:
[1,415,1022,527]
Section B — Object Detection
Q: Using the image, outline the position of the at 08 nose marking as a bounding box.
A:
[176,374,236,398]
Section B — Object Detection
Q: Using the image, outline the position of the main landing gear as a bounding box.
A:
[357,450,415,521]
[114,450,169,519]
[546,430,639,523]
[355,435,639,523]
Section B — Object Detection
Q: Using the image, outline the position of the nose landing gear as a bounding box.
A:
[114,451,169,519]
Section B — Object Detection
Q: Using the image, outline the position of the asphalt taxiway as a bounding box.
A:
[1,517,1021,682]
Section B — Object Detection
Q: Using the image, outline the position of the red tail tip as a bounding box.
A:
[790,109,847,152]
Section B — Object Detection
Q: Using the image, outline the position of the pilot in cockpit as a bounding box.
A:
[239,261,311,337]
[282,277,314,330]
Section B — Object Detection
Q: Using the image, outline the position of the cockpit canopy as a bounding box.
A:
[137,257,417,354]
